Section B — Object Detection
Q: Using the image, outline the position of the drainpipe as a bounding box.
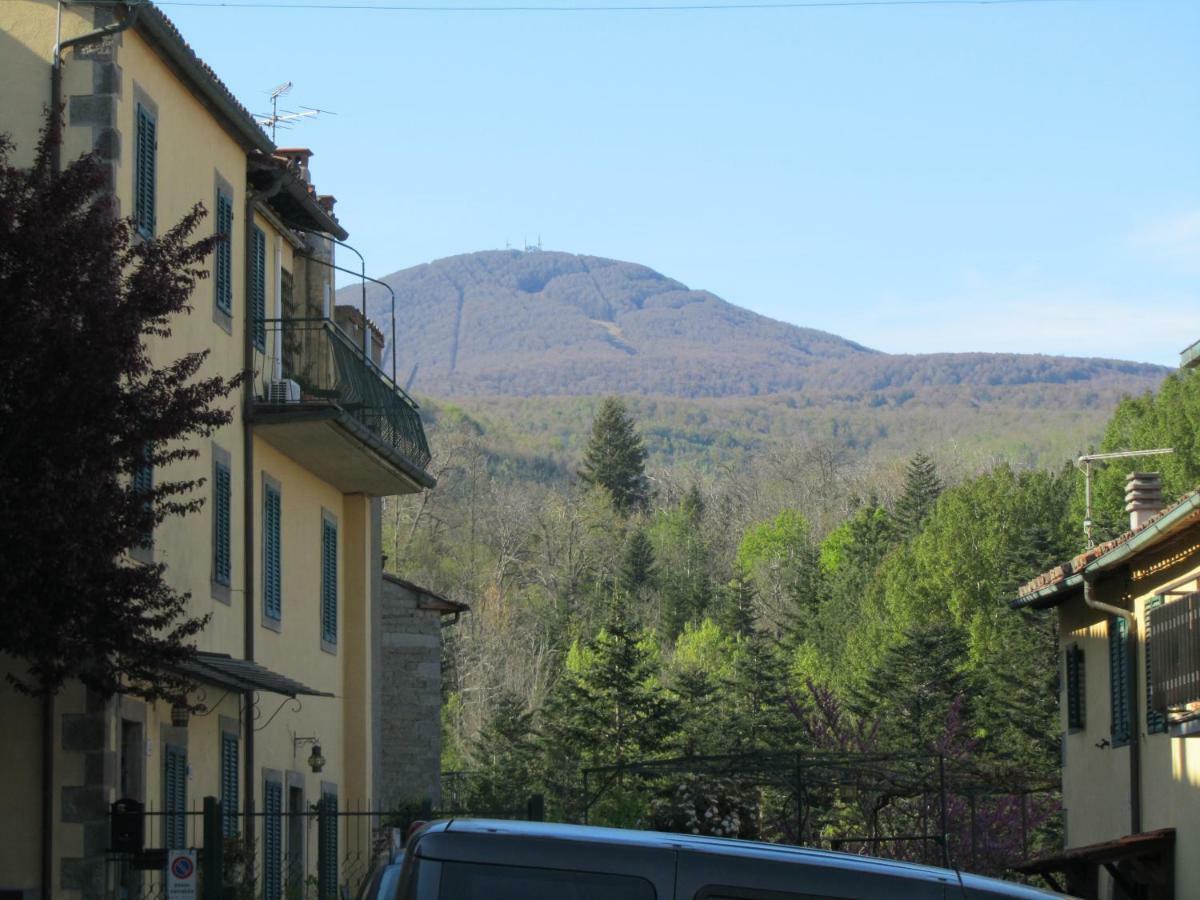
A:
[242,171,284,820]
[1083,575,1141,835]
[51,0,141,172]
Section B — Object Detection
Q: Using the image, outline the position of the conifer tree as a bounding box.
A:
[579,397,649,514]
[466,691,538,814]
[891,452,943,540]
[618,527,657,599]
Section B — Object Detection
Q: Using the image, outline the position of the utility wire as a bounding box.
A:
[150,0,1115,12]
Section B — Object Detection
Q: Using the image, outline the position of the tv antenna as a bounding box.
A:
[254,82,336,143]
[1077,448,1174,548]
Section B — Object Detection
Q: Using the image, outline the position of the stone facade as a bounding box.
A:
[377,575,465,809]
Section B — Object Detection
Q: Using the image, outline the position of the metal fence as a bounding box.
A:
[104,798,395,900]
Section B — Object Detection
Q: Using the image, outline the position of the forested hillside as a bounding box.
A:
[345,250,1165,401]
[382,365,1200,880]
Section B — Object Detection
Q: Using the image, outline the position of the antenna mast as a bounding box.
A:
[255,82,336,142]
[1077,448,1174,548]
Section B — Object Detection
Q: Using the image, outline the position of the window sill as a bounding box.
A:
[320,639,337,656]
[262,613,282,634]
[212,580,231,605]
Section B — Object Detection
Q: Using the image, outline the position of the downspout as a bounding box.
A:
[242,169,285,820]
[51,0,141,172]
[1083,575,1141,835]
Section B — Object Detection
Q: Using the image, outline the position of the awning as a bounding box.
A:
[1014,828,1174,898]
[176,651,333,698]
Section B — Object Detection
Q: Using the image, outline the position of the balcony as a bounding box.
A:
[250,318,434,496]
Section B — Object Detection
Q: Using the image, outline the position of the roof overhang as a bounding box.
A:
[382,572,471,614]
[1181,338,1200,370]
[1014,827,1174,877]
[1012,493,1200,610]
[249,156,350,241]
[176,651,332,697]
[131,4,274,155]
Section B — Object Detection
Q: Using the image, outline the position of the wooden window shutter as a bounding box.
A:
[1065,643,1085,731]
[264,484,282,621]
[164,744,187,849]
[216,191,234,315]
[214,462,232,586]
[135,105,156,238]
[220,733,239,838]
[1146,596,1168,734]
[1110,615,1131,747]
[263,780,283,900]
[252,226,267,352]
[318,792,338,899]
[321,519,337,645]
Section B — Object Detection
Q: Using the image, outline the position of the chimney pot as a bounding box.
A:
[1125,472,1164,531]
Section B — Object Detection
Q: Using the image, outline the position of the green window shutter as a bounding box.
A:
[134,447,154,549]
[220,733,239,838]
[164,744,187,849]
[264,780,283,900]
[1146,596,1168,735]
[216,191,234,315]
[252,226,267,352]
[214,461,232,586]
[318,792,338,900]
[321,518,337,645]
[1110,615,1131,747]
[264,484,282,621]
[135,105,156,238]
[1065,643,1085,731]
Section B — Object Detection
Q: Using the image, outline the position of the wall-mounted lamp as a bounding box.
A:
[294,736,326,773]
[171,704,190,728]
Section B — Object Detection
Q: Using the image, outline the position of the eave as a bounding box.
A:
[1011,492,1200,611]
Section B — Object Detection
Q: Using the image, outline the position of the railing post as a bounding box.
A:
[202,797,223,900]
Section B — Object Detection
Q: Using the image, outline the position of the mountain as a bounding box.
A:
[345,250,1166,403]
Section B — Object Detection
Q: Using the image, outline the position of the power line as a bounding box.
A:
[151,0,1115,12]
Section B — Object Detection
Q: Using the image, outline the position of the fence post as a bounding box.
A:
[202,796,223,900]
[938,755,950,869]
[318,799,331,900]
[527,794,544,822]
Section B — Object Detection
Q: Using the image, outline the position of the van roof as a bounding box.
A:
[422,819,1060,897]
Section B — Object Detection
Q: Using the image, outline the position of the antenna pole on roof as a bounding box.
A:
[1076,448,1175,548]
[255,82,335,143]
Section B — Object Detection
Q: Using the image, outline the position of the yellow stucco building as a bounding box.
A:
[1012,471,1200,900]
[0,3,435,898]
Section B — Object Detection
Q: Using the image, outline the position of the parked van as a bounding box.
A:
[375,819,1067,900]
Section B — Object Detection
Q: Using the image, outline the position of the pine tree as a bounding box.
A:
[891,452,943,540]
[618,527,656,599]
[466,691,538,814]
[578,397,649,514]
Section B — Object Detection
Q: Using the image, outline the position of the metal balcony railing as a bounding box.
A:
[258,317,432,471]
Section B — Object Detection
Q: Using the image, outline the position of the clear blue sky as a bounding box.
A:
[162,0,1198,366]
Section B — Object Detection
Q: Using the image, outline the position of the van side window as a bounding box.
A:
[439,862,655,900]
[698,889,847,900]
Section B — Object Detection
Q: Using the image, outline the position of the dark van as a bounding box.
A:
[373,819,1067,900]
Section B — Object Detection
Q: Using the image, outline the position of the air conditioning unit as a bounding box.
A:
[266,379,301,404]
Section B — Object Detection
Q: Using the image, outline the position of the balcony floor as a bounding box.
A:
[250,402,435,496]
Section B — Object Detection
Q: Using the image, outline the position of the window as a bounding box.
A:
[215,189,234,316]
[135,103,156,238]
[263,480,282,623]
[213,456,232,588]
[1110,615,1131,747]
[1146,597,1168,735]
[321,515,338,647]
[164,744,187,849]
[1065,643,1084,732]
[252,226,267,352]
[264,779,283,900]
[220,732,239,838]
[133,447,154,553]
[698,891,844,900]
[318,791,338,900]
[438,862,656,900]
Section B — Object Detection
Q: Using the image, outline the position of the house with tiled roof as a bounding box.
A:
[0,3,445,899]
[1010,453,1200,898]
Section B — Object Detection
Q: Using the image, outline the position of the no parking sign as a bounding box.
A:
[167,849,197,900]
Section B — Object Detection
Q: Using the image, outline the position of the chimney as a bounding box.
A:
[275,147,313,183]
[1125,472,1164,531]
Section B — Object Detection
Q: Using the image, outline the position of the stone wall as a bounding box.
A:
[377,575,445,809]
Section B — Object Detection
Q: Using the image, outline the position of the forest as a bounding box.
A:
[382,365,1200,879]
